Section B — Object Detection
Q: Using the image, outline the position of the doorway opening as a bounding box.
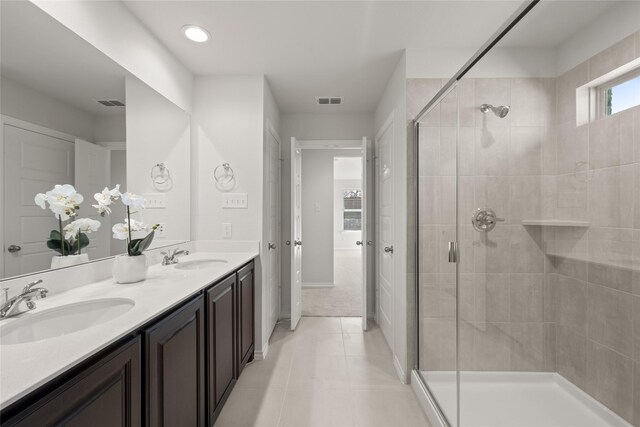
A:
[301,154,363,317]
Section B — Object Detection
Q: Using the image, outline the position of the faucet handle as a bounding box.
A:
[23,279,43,293]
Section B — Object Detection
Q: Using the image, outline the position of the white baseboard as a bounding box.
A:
[411,370,448,427]
[302,282,334,288]
[393,355,408,384]
[254,340,269,361]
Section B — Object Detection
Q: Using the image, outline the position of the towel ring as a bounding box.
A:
[214,163,235,187]
[150,163,171,185]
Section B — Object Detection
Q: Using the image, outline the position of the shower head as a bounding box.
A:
[480,104,510,118]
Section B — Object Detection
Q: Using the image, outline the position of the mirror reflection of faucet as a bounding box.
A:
[472,207,505,232]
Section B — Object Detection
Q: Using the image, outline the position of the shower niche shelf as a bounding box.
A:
[521,219,590,227]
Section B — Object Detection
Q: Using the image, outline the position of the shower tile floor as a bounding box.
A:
[422,371,631,427]
[216,317,430,427]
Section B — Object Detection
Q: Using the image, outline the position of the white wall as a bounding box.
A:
[125,76,191,242]
[374,52,409,382]
[94,114,126,143]
[334,179,362,251]
[191,75,264,242]
[0,76,95,141]
[280,113,374,314]
[300,150,335,285]
[32,0,193,113]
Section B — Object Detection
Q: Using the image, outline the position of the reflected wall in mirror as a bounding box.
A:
[0,1,191,280]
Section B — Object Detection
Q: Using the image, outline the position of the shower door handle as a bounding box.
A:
[448,241,458,263]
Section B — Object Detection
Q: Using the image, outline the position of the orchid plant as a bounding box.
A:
[93,186,159,256]
[34,184,96,256]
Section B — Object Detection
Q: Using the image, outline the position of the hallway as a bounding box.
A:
[302,250,362,317]
[215,317,429,427]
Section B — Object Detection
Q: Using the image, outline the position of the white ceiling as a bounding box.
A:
[124,0,619,114]
[1,1,127,116]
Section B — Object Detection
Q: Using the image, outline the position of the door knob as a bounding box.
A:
[285,240,291,246]
[7,245,21,253]
[294,240,302,246]
[268,243,277,250]
[356,241,363,246]
[367,241,373,246]
[384,246,394,254]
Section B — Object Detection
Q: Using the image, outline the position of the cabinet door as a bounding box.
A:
[206,274,236,422]
[3,337,141,427]
[145,296,205,427]
[237,262,255,374]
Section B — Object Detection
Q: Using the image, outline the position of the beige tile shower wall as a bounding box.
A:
[551,31,640,424]
[414,76,557,373]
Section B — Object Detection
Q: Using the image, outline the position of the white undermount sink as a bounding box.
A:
[0,298,135,345]
[173,259,227,271]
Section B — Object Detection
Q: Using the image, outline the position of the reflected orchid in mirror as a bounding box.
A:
[93,184,121,216]
[62,218,101,255]
[34,184,83,221]
[34,184,89,256]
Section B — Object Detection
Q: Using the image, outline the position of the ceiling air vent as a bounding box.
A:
[97,100,125,107]
[316,97,343,106]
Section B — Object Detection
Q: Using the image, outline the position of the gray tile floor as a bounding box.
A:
[215,317,430,427]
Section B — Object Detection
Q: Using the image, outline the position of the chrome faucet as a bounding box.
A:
[0,279,48,319]
[161,248,190,266]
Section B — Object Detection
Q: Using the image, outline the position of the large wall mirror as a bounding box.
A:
[0,1,191,281]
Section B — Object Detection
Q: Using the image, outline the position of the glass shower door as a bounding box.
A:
[417,82,459,426]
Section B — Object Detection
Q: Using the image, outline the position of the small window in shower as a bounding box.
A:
[598,69,640,116]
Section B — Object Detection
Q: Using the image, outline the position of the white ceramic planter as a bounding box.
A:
[51,253,89,269]
[112,254,148,284]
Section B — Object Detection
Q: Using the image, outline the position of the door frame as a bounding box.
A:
[0,115,77,279]
[290,138,373,330]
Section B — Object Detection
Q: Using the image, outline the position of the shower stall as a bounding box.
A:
[413,1,640,426]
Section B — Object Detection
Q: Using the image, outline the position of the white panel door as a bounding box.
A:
[74,139,110,260]
[3,124,74,277]
[360,137,369,331]
[266,128,281,333]
[290,137,303,330]
[376,118,394,346]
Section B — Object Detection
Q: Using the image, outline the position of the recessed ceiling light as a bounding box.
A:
[182,25,210,43]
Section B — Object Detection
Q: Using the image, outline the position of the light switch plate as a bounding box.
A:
[143,193,166,209]
[222,193,248,209]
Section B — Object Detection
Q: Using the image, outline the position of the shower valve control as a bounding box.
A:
[472,207,505,232]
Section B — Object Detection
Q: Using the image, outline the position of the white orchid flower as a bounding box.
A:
[121,192,145,209]
[112,218,149,240]
[63,218,101,240]
[34,184,83,221]
[93,185,121,216]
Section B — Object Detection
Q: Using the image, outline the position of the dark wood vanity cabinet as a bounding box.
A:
[237,262,255,375]
[145,295,206,427]
[2,337,141,427]
[206,274,237,423]
[1,260,255,427]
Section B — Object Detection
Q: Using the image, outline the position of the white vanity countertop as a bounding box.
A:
[0,251,258,409]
